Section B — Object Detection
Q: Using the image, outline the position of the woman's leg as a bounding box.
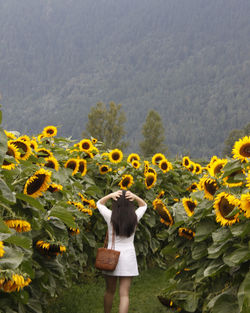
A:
[104,275,117,313]
[119,276,132,313]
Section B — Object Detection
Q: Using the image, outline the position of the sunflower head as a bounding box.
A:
[241,193,250,218]
[24,168,52,198]
[178,227,195,240]
[232,136,250,162]
[145,173,157,189]
[9,139,32,160]
[194,163,202,174]
[208,159,228,177]
[153,199,173,226]
[30,140,38,151]
[5,219,31,232]
[36,148,53,158]
[79,139,93,152]
[127,153,140,163]
[109,149,123,163]
[99,164,111,174]
[44,156,59,171]
[182,156,191,168]
[4,130,16,140]
[48,183,63,193]
[42,126,57,137]
[152,153,165,165]
[187,182,198,192]
[131,160,141,169]
[65,159,79,175]
[182,197,197,217]
[119,174,134,190]
[78,159,87,176]
[214,192,240,226]
[159,159,173,173]
[91,137,98,144]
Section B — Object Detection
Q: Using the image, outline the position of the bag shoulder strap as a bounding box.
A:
[103,226,115,249]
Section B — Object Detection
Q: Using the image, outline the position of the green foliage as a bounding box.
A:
[84,101,129,150]
[140,109,167,157]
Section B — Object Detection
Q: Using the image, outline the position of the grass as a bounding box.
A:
[47,267,170,313]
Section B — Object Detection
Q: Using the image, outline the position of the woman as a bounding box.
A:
[97,189,147,313]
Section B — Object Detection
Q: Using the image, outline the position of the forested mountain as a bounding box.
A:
[1,0,250,157]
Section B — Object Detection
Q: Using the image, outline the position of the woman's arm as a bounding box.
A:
[98,190,122,205]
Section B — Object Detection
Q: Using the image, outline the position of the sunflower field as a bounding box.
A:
[0,108,249,313]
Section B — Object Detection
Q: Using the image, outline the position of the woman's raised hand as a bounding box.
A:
[110,190,122,200]
[125,190,135,201]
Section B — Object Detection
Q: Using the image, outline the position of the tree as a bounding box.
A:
[139,109,168,157]
[222,122,250,156]
[83,101,129,150]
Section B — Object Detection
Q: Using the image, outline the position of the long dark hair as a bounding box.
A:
[111,190,138,237]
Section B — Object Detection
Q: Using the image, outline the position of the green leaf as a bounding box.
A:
[212,227,232,243]
[16,193,45,211]
[204,259,226,277]
[0,217,12,234]
[5,235,32,249]
[223,247,250,267]
[207,240,232,259]
[238,270,250,311]
[49,205,76,229]
[230,223,250,238]
[192,242,207,260]
[0,246,23,269]
[0,178,15,203]
[0,127,7,165]
[194,219,216,242]
[26,298,43,313]
[221,160,242,179]
[211,294,240,313]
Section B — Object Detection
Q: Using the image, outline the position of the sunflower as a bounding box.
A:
[68,201,93,216]
[78,193,96,209]
[240,193,250,218]
[247,171,250,189]
[24,168,51,198]
[0,242,5,258]
[82,150,94,159]
[198,175,218,200]
[152,153,165,165]
[127,153,140,163]
[145,173,157,189]
[187,182,198,192]
[132,160,141,169]
[109,149,123,163]
[2,142,20,170]
[182,156,191,168]
[18,135,30,143]
[159,159,173,173]
[91,137,98,144]
[36,240,66,256]
[214,192,240,226]
[0,273,31,292]
[48,183,63,193]
[101,152,109,160]
[42,126,57,137]
[119,174,134,190]
[79,139,93,152]
[78,159,87,176]
[157,190,165,199]
[65,159,79,175]
[208,159,228,177]
[148,167,157,176]
[153,199,173,226]
[144,160,150,175]
[4,130,16,140]
[182,197,197,217]
[232,136,250,162]
[194,163,202,174]
[99,164,111,174]
[5,220,31,232]
[187,161,196,174]
[29,139,38,151]
[68,227,80,235]
[9,139,32,160]
[36,148,53,158]
[223,169,245,187]
[44,156,59,171]
[178,227,195,240]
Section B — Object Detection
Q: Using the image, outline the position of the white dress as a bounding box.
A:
[97,200,147,276]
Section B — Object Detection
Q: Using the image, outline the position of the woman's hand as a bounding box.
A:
[110,190,123,200]
[125,190,135,201]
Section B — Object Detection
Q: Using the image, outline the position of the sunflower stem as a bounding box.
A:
[45,229,54,241]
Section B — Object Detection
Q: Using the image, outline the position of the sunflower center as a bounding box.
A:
[204,181,217,195]
[13,141,27,157]
[239,143,250,157]
[181,229,194,239]
[47,129,55,134]
[156,204,171,223]
[161,162,168,170]
[112,152,120,160]
[66,161,77,170]
[219,197,235,220]
[122,177,130,187]
[214,164,223,174]
[26,174,46,195]
[101,166,108,172]
[45,161,55,169]
[187,201,196,213]
[78,161,85,172]
[184,159,189,166]
[82,143,90,150]
[146,175,155,186]
[155,157,163,163]
[7,147,15,157]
